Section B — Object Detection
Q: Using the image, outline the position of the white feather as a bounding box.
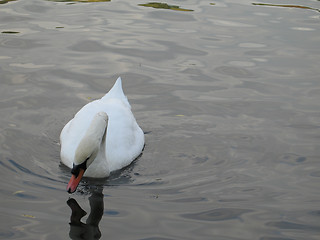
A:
[60,77,144,178]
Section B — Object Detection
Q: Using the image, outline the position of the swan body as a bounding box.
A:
[60,77,144,192]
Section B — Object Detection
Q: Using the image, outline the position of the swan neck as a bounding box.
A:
[74,112,108,166]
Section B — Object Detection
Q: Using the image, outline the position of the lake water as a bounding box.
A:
[1,0,320,239]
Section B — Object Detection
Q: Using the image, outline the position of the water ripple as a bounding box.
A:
[181,208,252,222]
[266,221,320,232]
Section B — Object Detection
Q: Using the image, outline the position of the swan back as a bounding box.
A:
[101,77,130,108]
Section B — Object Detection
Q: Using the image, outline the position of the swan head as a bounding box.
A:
[67,112,108,193]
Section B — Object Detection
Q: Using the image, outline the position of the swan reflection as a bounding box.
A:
[67,190,104,240]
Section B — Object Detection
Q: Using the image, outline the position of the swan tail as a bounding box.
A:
[101,77,130,107]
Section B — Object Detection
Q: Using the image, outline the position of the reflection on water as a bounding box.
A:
[1,0,320,239]
[67,190,104,240]
[252,2,320,13]
[139,2,194,12]
[47,0,110,3]
[1,31,20,34]
[0,0,17,4]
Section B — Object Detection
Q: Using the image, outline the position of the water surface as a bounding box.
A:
[1,0,320,239]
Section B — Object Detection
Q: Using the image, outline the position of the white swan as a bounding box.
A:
[60,77,144,193]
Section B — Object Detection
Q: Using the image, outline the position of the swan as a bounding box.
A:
[60,77,144,193]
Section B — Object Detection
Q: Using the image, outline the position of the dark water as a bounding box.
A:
[1,0,320,239]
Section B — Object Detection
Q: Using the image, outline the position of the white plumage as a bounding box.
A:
[60,77,144,179]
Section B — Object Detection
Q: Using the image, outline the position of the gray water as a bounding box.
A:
[1,0,320,239]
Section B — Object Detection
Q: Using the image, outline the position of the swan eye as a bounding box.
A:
[71,159,88,177]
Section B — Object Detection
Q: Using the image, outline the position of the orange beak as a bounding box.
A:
[67,168,85,194]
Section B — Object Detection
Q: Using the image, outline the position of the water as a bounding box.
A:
[1,0,320,239]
